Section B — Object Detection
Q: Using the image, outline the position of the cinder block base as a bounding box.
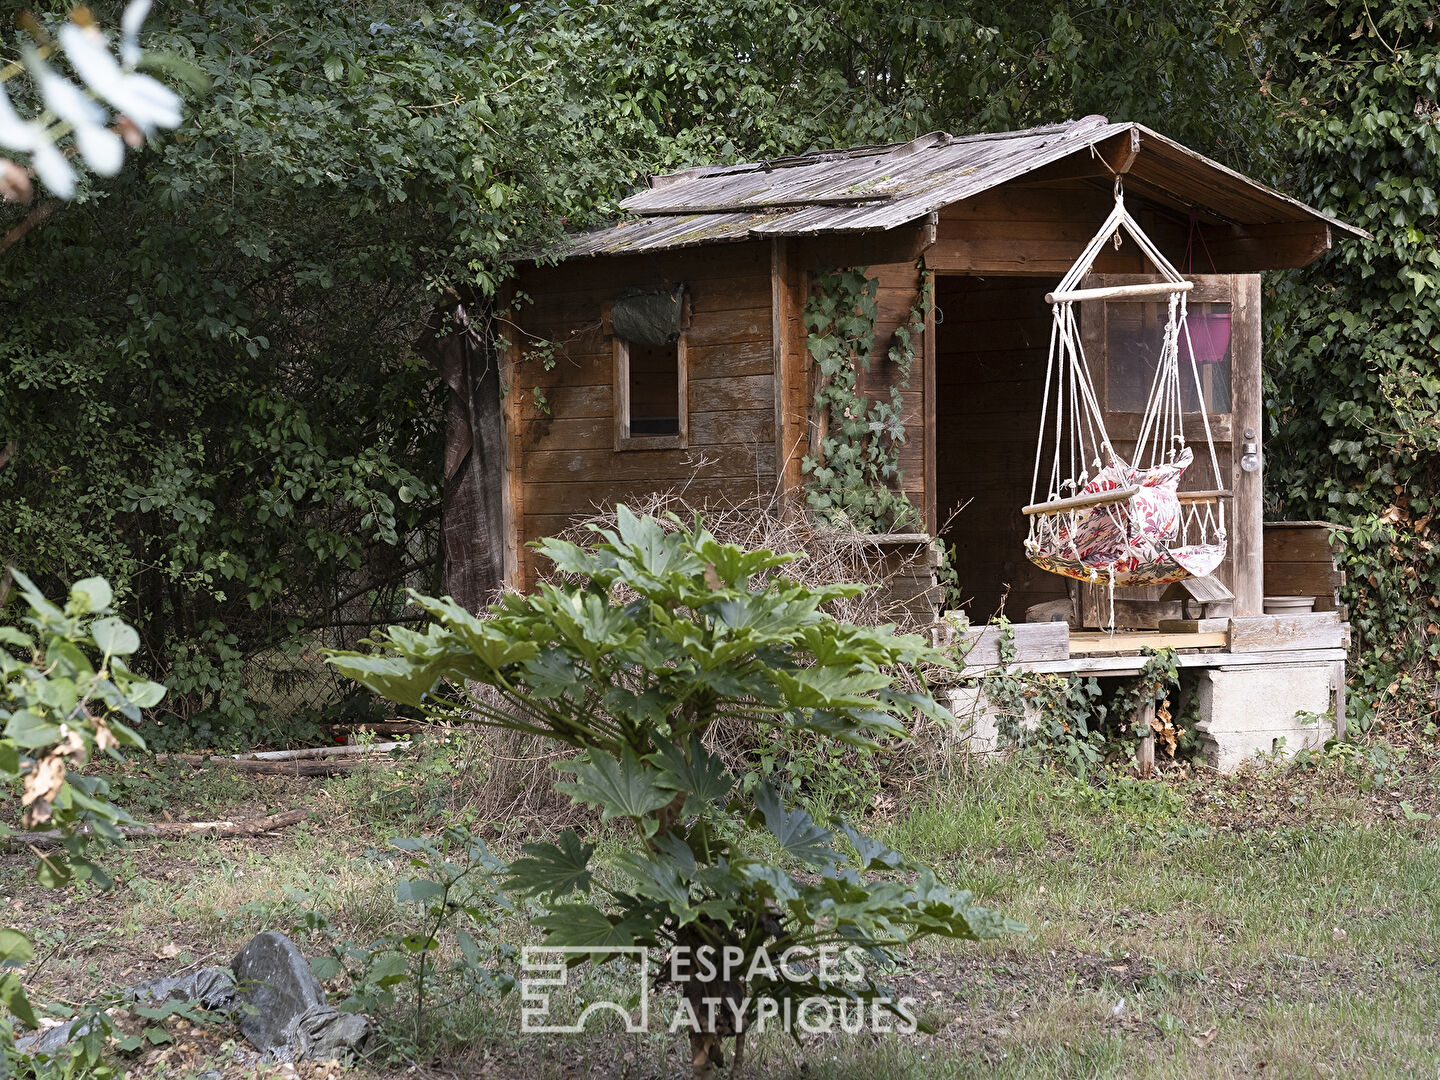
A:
[1195,664,1335,772]
[944,685,1039,756]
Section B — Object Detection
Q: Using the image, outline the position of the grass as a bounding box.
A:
[4,738,1440,1078]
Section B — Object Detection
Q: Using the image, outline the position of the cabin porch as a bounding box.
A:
[945,613,1348,772]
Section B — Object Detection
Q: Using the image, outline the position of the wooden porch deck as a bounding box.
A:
[956,612,1349,678]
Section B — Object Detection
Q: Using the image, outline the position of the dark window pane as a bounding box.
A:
[1105,301,1231,414]
[628,340,679,435]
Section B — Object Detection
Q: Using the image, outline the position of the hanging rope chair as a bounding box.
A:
[1023,187,1228,598]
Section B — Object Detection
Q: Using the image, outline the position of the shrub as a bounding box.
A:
[331,507,1019,1077]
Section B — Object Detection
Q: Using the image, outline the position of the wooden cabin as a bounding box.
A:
[495,117,1366,768]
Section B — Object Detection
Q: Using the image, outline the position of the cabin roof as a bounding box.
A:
[555,117,1367,260]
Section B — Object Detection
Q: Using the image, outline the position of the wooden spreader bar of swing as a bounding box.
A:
[1045,280,1194,305]
[1024,487,1232,517]
[1023,487,1141,516]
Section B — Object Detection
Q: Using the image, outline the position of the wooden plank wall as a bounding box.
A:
[931,184,1153,277]
[1263,524,1346,613]
[933,275,1070,620]
[509,242,777,587]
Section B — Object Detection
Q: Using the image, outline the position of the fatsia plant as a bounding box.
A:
[331,508,1019,1078]
[0,571,156,1038]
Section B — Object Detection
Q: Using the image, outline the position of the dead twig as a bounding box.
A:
[6,807,312,848]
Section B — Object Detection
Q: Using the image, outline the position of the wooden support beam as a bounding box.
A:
[1135,700,1157,779]
[1201,221,1333,271]
[1231,274,1263,615]
[794,215,935,271]
[1014,129,1142,186]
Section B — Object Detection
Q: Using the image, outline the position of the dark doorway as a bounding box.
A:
[933,275,1069,622]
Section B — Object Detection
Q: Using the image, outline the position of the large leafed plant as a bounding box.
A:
[331,508,1017,1077]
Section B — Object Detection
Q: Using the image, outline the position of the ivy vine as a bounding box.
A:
[801,267,929,534]
[970,622,1188,773]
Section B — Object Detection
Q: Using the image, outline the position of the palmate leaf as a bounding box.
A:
[838,821,910,872]
[754,782,836,868]
[505,830,595,900]
[554,747,673,830]
[650,737,732,806]
[770,665,894,709]
[534,904,649,948]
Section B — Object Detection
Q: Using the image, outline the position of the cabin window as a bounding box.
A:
[1103,299,1232,415]
[611,286,689,450]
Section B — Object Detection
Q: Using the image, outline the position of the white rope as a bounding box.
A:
[1026,186,1230,598]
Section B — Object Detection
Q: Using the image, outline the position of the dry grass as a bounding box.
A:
[548,491,940,632]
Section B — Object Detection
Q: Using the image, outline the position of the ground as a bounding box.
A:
[4,734,1439,1079]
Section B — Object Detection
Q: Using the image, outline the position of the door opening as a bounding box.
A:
[933,275,1069,622]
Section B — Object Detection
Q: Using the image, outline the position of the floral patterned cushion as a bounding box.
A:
[1027,446,1226,587]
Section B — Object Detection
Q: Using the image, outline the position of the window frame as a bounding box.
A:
[611,316,689,452]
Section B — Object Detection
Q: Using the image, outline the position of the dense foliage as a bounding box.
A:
[332,508,1018,1076]
[1,0,1429,738]
[1244,0,1440,725]
[802,268,927,533]
[0,574,158,1044]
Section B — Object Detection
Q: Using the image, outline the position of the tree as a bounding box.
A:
[1,1,1280,741]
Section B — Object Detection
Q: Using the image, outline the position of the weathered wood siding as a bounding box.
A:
[508,242,776,587]
[930,183,1180,277]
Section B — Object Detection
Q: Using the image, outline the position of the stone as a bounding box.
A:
[232,931,369,1062]
[945,684,1039,756]
[129,967,236,1010]
[1195,664,1334,771]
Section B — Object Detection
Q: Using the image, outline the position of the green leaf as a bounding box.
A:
[0,627,34,651]
[0,973,37,1028]
[367,953,410,987]
[310,956,342,981]
[504,831,594,899]
[4,709,60,749]
[534,905,648,948]
[68,577,113,614]
[395,878,444,904]
[754,783,836,867]
[91,617,140,657]
[554,748,673,829]
[839,822,909,871]
[123,680,166,710]
[0,929,34,968]
[322,55,345,82]
[650,737,733,805]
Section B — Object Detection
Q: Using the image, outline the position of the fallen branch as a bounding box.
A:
[220,741,409,762]
[323,721,433,736]
[6,808,312,849]
[156,741,413,776]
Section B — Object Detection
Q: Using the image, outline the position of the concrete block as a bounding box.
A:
[944,684,1039,756]
[1195,664,1334,772]
[1202,725,1329,773]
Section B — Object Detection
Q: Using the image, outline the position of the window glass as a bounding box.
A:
[1105,301,1231,414]
[627,340,680,436]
